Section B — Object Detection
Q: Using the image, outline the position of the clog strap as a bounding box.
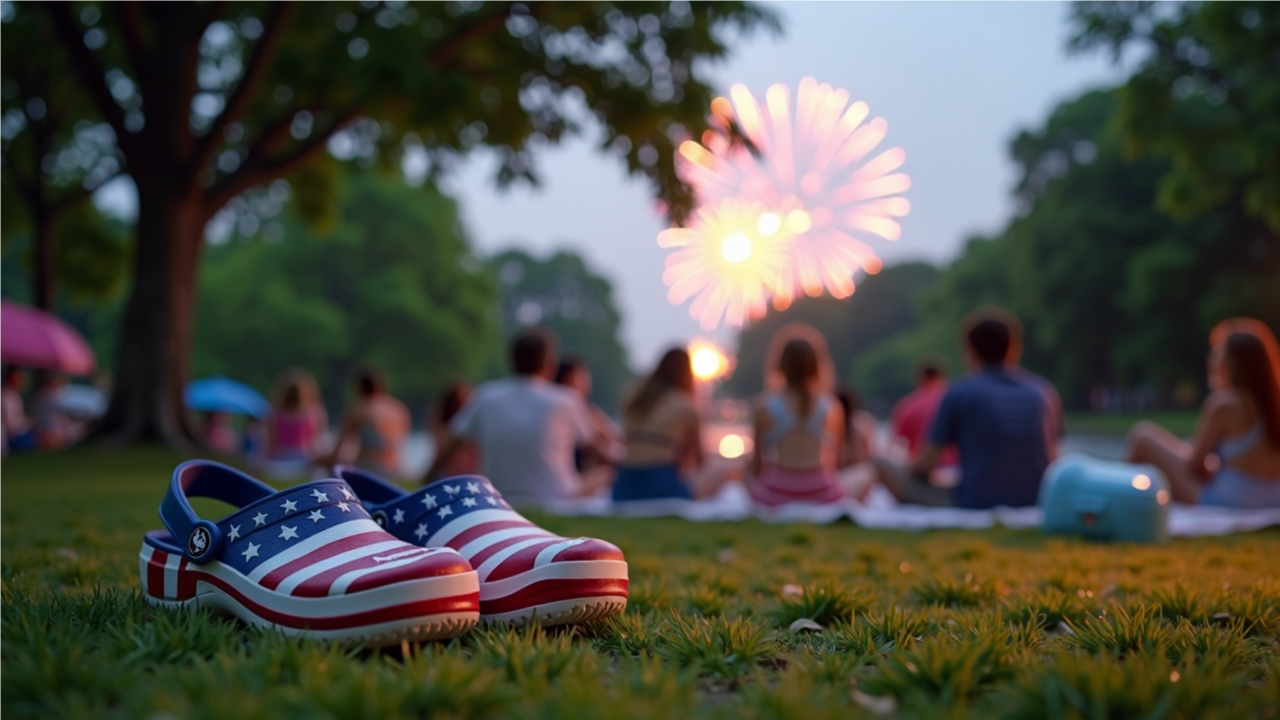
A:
[336,467,513,536]
[160,460,276,565]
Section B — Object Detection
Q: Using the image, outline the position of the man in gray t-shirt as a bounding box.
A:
[425,328,602,506]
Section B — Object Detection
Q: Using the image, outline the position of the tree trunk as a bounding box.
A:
[93,179,206,448]
[33,211,57,312]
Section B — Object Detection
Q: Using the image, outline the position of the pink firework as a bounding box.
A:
[677,77,911,310]
[658,197,791,330]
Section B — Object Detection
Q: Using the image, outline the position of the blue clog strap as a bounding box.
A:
[335,467,512,540]
[160,460,277,564]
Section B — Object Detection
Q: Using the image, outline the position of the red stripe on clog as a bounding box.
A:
[443,519,540,551]
[484,540,564,581]
[259,531,388,590]
[147,551,168,598]
[480,577,629,615]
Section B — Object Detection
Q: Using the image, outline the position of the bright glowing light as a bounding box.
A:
[1132,474,1151,491]
[786,209,812,234]
[689,339,731,381]
[675,77,911,308]
[720,233,753,264]
[719,434,746,459]
[757,212,782,237]
[658,198,790,329]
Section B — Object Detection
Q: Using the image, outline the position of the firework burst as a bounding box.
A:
[671,77,911,315]
[658,197,791,330]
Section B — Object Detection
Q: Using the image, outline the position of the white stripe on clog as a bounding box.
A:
[427,509,528,546]
[473,537,560,581]
[273,539,405,595]
[533,537,589,569]
[456,526,556,559]
[327,548,440,596]
[247,519,384,582]
[164,552,181,598]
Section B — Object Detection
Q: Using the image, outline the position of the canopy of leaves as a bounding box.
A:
[847,89,1280,411]
[490,248,631,413]
[1069,1,1280,232]
[725,263,941,404]
[193,171,499,416]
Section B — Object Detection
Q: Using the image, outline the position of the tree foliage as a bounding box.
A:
[846,88,1279,412]
[490,248,631,413]
[725,263,941,402]
[1069,1,1280,232]
[193,171,499,416]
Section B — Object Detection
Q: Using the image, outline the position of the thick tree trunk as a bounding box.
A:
[33,212,57,312]
[93,179,206,448]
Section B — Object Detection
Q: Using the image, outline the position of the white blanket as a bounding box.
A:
[537,482,1280,538]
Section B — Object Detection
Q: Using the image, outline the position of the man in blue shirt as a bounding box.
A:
[873,308,1060,508]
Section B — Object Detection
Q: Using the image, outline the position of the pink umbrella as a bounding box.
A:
[1,300,96,375]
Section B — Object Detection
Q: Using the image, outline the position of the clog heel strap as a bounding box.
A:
[160,460,278,565]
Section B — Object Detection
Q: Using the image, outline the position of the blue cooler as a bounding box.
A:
[1039,455,1171,543]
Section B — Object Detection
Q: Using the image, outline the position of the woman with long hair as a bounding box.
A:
[426,380,481,481]
[612,348,729,501]
[1128,318,1280,506]
[749,332,847,506]
[266,368,328,462]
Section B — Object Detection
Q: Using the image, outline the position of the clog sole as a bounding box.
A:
[140,544,480,644]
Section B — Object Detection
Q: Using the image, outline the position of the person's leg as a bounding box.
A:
[1126,420,1201,504]
[870,457,954,506]
[687,463,732,499]
[579,464,616,497]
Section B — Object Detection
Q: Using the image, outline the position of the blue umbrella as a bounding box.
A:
[185,376,270,419]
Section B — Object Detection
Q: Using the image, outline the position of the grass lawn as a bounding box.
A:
[1065,411,1200,437]
[3,448,1278,719]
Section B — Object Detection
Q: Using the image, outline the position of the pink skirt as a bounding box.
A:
[750,464,845,506]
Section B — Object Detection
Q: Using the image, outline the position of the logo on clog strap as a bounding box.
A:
[372,510,389,528]
[188,526,212,558]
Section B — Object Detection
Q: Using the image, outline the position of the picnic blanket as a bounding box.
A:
[537,481,1280,538]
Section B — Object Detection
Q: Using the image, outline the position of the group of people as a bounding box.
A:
[416,307,1280,511]
[12,304,1279,513]
[2,368,81,454]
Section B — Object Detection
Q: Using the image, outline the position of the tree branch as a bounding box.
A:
[117,1,149,81]
[205,109,359,215]
[427,3,520,66]
[194,1,299,173]
[45,4,136,159]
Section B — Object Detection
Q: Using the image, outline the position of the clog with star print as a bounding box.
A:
[139,460,480,646]
[336,466,629,627]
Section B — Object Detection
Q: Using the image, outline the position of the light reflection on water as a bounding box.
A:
[399,429,1130,479]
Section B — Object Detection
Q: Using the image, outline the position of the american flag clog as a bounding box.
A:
[140,461,479,646]
[336,467,629,626]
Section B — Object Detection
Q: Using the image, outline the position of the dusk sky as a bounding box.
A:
[94,2,1135,371]
[443,2,1133,369]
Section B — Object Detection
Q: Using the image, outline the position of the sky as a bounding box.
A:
[94,2,1133,371]
[440,2,1133,369]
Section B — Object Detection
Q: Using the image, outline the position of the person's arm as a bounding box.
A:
[685,406,706,469]
[910,443,943,476]
[423,433,464,484]
[317,410,361,467]
[825,400,847,468]
[751,404,769,478]
[1187,392,1232,480]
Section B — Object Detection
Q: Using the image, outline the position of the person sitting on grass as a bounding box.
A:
[556,356,624,478]
[320,367,410,478]
[872,308,1055,508]
[613,348,731,502]
[748,335,848,506]
[426,328,611,506]
[425,380,481,482]
[1128,318,1280,507]
[2,366,35,454]
[265,369,328,463]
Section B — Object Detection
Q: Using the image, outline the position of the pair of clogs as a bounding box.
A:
[140,461,628,646]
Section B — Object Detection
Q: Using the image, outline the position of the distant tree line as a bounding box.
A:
[732,78,1280,412]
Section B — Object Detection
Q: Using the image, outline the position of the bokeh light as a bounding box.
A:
[718,434,747,459]
[676,77,911,311]
[689,338,731,381]
[659,198,790,330]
